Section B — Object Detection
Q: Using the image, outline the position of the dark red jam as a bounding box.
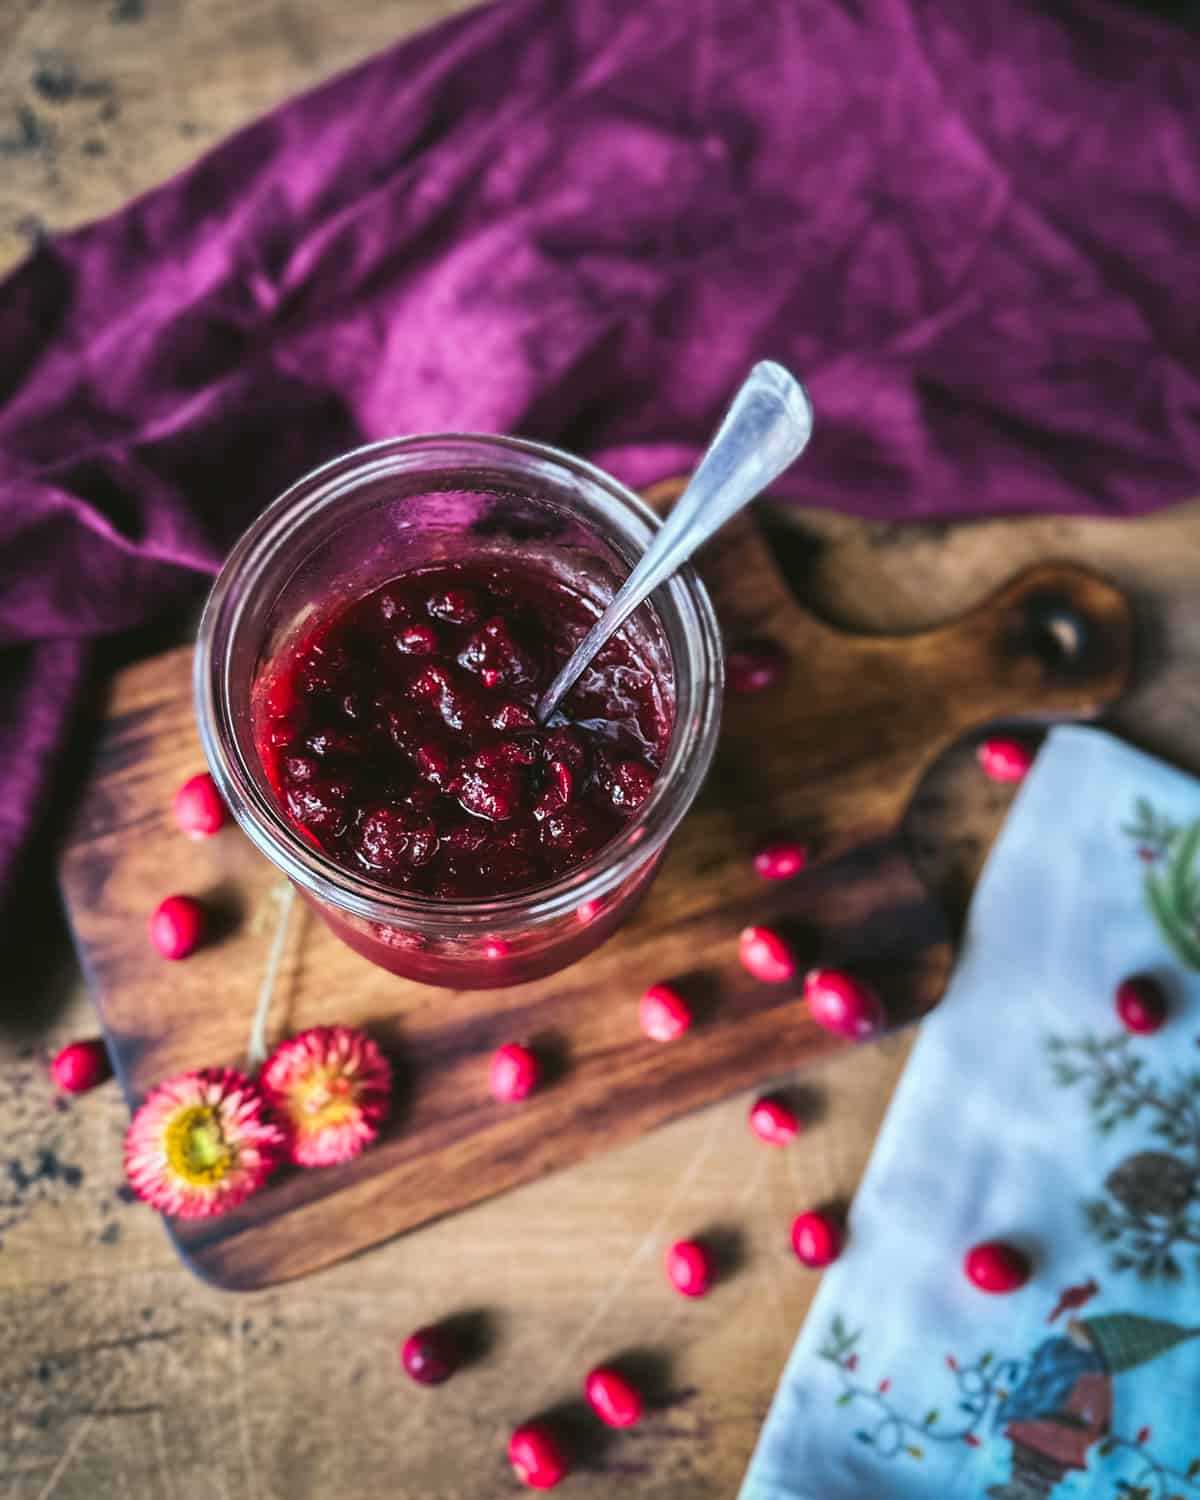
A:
[256,562,671,898]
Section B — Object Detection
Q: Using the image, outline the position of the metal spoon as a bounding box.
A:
[536,360,814,724]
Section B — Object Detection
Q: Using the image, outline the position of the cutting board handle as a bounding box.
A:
[925,561,1134,733]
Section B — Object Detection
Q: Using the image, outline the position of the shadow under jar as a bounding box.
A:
[195,436,723,988]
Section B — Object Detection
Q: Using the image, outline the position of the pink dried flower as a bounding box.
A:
[260,1025,392,1167]
[124,1067,284,1218]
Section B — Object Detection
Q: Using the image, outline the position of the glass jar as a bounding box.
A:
[195,435,723,988]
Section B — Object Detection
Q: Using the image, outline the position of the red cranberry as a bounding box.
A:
[446,823,489,855]
[305,727,359,759]
[410,663,449,701]
[458,616,535,688]
[749,1096,800,1145]
[727,639,788,694]
[378,590,413,624]
[640,985,692,1042]
[543,728,587,776]
[508,1422,570,1490]
[265,671,299,720]
[576,898,602,925]
[483,937,510,961]
[51,1039,110,1093]
[491,702,536,732]
[665,1238,713,1297]
[790,1210,843,1268]
[803,969,885,1040]
[964,1240,1031,1294]
[411,665,484,734]
[538,806,605,861]
[149,894,206,960]
[285,777,351,839]
[487,739,539,766]
[456,761,524,822]
[413,741,451,786]
[299,639,348,696]
[172,772,227,839]
[489,1043,539,1102]
[584,1366,643,1427]
[355,807,438,874]
[1115,974,1168,1034]
[753,841,806,881]
[426,588,479,625]
[608,759,655,811]
[396,623,439,655]
[405,783,438,813]
[549,760,574,804]
[284,754,319,783]
[976,736,1036,783]
[739,926,796,984]
[400,1325,457,1385]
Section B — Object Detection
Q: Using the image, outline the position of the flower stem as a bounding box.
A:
[248,884,296,1070]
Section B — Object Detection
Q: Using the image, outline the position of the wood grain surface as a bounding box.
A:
[3,4,1200,1499]
[57,476,1130,1290]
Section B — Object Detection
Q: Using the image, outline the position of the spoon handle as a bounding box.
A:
[536,360,814,723]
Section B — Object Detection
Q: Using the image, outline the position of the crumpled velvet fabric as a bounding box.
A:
[1,0,1198,949]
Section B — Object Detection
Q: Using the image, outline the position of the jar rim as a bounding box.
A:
[194,433,724,931]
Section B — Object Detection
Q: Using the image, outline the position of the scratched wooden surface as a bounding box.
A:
[4,3,1200,1498]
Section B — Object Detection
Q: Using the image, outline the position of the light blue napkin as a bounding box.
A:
[740,726,1200,1500]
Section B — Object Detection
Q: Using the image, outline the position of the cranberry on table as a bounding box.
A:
[255,562,669,900]
[584,1365,643,1428]
[976,736,1036,783]
[1115,974,1168,1034]
[803,969,885,1040]
[752,841,806,881]
[149,894,206,960]
[639,984,692,1042]
[749,1095,800,1145]
[790,1210,843,1268]
[51,1039,111,1093]
[489,1042,540,1102]
[400,1325,457,1385]
[665,1238,713,1297]
[172,772,228,838]
[739,925,797,984]
[964,1240,1031,1294]
[727,639,788,695]
[508,1422,570,1490]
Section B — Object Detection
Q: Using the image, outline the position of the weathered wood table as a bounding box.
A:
[3,4,1199,1497]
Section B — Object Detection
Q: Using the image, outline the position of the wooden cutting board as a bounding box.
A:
[58,480,1133,1290]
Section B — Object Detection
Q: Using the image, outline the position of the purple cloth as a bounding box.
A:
[2,0,1199,948]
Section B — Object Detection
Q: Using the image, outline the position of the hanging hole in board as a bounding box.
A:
[1032,601,1089,669]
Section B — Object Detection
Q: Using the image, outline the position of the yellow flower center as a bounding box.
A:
[290,1066,357,1133]
[164,1104,234,1185]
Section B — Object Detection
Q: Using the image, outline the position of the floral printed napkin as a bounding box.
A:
[740,725,1200,1500]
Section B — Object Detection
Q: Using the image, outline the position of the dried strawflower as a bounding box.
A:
[260,1025,392,1167]
[124,1067,284,1218]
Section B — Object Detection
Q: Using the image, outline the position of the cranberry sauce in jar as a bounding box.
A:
[255,561,672,898]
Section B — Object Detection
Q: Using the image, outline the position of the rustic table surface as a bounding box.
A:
[3,4,1200,1498]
